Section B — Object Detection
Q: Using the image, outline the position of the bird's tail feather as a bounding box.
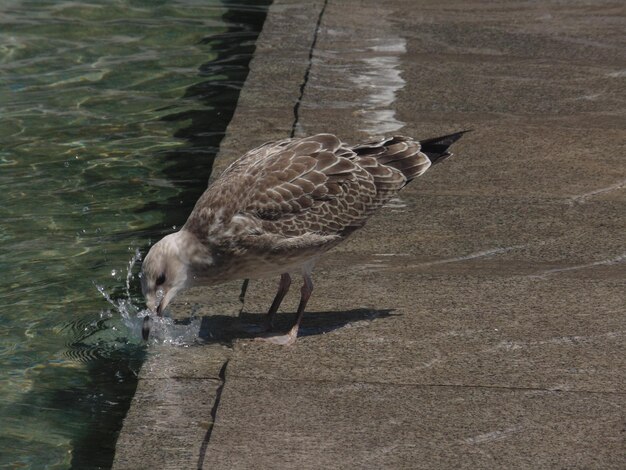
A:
[419,130,471,165]
[352,130,470,186]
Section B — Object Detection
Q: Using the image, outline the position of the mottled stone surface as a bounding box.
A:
[114,0,626,468]
[207,377,625,469]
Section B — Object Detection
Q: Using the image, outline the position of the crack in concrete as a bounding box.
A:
[197,360,229,470]
[290,0,328,138]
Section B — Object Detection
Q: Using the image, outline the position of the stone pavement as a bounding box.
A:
[113,0,626,468]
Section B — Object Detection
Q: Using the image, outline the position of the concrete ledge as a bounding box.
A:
[112,1,326,468]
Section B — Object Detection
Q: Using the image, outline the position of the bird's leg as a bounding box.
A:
[288,271,313,339]
[263,273,291,330]
[255,271,312,345]
[142,316,152,341]
[238,279,249,312]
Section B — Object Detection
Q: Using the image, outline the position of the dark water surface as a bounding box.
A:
[0,1,269,467]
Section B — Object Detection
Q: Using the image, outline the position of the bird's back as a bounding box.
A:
[184,133,465,247]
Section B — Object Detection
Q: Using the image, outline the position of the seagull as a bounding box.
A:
[141,131,468,344]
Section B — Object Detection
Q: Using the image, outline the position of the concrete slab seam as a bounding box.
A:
[290,0,329,138]
[197,360,229,470]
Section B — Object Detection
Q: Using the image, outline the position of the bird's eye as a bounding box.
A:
[156,273,166,286]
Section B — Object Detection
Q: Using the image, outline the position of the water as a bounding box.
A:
[0,1,269,467]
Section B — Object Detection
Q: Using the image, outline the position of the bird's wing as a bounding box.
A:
[234,134,386,239]
[219,137,294,178]
[186,134,419,247]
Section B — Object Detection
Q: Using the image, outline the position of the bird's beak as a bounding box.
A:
[142,288,176,341]
[142,296,157,341]
[142,315,152,341]
[145,294,160,315]
[156,290,175,317]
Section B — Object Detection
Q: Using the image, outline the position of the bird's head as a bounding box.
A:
[141,231,192,316]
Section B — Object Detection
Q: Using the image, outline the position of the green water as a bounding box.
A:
[0,1,268,467]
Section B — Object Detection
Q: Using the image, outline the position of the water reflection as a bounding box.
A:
[352,38,407,135]
[301,11,407,138]
[0,1,269,468]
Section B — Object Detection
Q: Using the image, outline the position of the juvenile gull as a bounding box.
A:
[141,131,468,344]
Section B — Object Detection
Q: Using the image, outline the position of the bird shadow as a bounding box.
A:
[188,308,398,345]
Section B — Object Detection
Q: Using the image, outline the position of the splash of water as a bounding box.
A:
[95,248,201,346]
[125,249,141,299]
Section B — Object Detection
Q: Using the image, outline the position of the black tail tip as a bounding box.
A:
[421,129,472,146]
[420,129,471,164]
